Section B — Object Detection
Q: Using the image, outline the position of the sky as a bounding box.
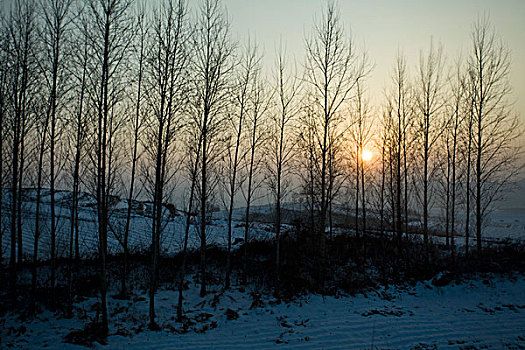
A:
[222,0,525,141]
[2,0,523,133]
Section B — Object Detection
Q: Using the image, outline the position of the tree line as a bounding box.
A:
[0,0,521,333]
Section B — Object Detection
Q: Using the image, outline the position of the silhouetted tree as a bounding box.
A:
[467,16,521,252]
[88,0,134,335]
[304,2,366,254]
[190,0,235,297]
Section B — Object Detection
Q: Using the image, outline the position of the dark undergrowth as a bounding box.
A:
[1,226,524,320]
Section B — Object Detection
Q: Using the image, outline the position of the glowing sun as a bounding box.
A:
[362,149,373,162]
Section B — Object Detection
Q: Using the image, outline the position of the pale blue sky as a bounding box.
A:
[223,0,525,126]
[2,0,523,131]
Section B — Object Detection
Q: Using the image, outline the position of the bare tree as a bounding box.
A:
[349,79,373,239]
[31,70,50,300]
[177,130,202,321]
[87,0,134,334]
[326,128,346,240]
[145,0,188,328]
[414,39,446,250]
[377,123,388,236]
[68,9,91,268]
[297,106,319,231]
[5,0,38,290]
[444,58,466,254]
[467,16,521,253]
[223,40,258,289]
[190,0,235,297]
[304,2,364,254]
[267,44,300,279]
[386,53,410,244]
[39,0,74,308]
[0,28,6,266]
[241,55,270,282]
[380,104,397,235]
[463,80,474,256]
[120,3,147,299]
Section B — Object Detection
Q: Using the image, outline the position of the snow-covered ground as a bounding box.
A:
[2,191,525,349]
[2,274,524,349]
[0,190,276,261]
[2,189,524,262]
[483,209,525,242]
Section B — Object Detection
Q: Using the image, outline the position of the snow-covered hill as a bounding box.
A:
[1,188,524,262]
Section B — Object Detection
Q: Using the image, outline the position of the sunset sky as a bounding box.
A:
[223,0,525,134]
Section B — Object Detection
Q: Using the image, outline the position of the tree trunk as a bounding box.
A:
[177,135,201,321]
[445,137,451,249]
[17,130,25,265]
[200,114,208,298]
[465,113,473,256]
[360,148,367,241]
[226,109,244,289]
[32,117,49,299]
[122,31,143,298]
[355,145,360,238]
[243,111,258,286]
[379,143,385,236]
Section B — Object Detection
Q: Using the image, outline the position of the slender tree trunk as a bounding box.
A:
[275,120,284,280]
[403,135,408,241]
[10,19,31,290]
[319,105,328,258]
[10,118,19,291]
[70,98,83,294]
[360,149,367,237]
[122,35,143,298]
[149,125,163,326]
[200,113,208,297]
[96,12,111,334]
[32,118,49,298]
[423,121,429,248]
[450,126,457,254]
[177,136,201,321]
[151,76,176,323]
[49,58,59,310]
[396,129,402,245]
[226,110,244,289]
[275,173,281,280]
[17,130,25,265]
[149,80,167,326]
[379,143,385,236]
[328,184,333,241]
[445,138,451,249]
[243,112,258,284]
[309,148,315,230]
[355,145,360,238]
[72,38,87,268]
[389,147,396,236]
[465,114,473,256]
[327,147,334,241]
[475,107,482,253]
[0,58,5,267]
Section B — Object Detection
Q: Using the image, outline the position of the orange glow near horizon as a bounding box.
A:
[362,149,373,162]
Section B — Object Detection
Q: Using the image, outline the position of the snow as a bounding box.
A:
[1,191,525,348]
[1,191,274,261]
[2,274,525,349]
[2,191,524,262]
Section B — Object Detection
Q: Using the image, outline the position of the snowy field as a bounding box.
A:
[0,190,276,261]
[1,191,525,349]
[2,274,525,349]
[2,190,524,261]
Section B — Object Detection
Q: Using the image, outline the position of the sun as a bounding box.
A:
[361,149,373,162]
